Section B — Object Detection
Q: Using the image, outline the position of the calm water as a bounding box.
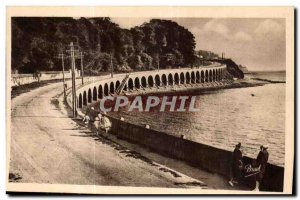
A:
[110,72,286,166]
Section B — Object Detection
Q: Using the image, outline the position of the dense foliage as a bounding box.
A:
[12,17,196,74]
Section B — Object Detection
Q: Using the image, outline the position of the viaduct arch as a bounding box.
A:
[75,65,227,109]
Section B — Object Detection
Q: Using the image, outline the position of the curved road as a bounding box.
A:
[9,81,206,189]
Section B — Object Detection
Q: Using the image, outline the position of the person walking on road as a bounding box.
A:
[83,107,98,126]
[95,111,112,138]
[82,107,92,124]
[95,112,103,136]
[101,112,112,137]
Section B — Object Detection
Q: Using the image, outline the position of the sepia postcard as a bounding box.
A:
[6,6,294,195]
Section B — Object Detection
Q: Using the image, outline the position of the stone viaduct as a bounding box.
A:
[73,64,227,109]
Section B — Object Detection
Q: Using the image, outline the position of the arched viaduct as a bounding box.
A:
[74,65,227,109]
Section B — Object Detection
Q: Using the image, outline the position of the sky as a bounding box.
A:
[111,17,286,71]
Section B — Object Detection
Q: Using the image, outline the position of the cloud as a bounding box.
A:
[234,31,252,42]
[202,19,252,42]
[203,19,230,39]
[254,19,284,38]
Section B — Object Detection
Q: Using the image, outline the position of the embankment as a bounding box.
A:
[108,117,284,192]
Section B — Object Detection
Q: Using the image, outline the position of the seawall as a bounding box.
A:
[108,117,284,192]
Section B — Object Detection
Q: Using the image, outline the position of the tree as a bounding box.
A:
[11,17,197,74]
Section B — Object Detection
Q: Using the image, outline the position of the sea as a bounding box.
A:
[110,71,286,167]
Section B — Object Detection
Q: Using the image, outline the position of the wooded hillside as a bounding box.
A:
[12,17,196,74]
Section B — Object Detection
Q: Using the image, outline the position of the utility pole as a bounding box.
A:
[80,52,84,85]
[61,52,66,99]
[57,52,66,99]
[57,42,82,118]
[69,42,77,118]
[110,52,114,78]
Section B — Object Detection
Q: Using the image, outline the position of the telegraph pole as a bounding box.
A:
[57,52,66,99]
[80,52,84,85]
[70,42,77,118]
[61,53,65,85]
[58,42,82,118]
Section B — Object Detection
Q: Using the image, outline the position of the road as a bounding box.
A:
[9,81,207,188]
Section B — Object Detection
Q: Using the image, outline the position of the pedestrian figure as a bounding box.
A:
[102,112,112,134]
[98,112,112,138]
[229,142,243,187]
[82,107,91,124]
[263,146,269,162]
[89,107,98,122]
[82,107,96,125]
[253,145,269,191]
[95,112,103,136]
[253,145,264,191]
